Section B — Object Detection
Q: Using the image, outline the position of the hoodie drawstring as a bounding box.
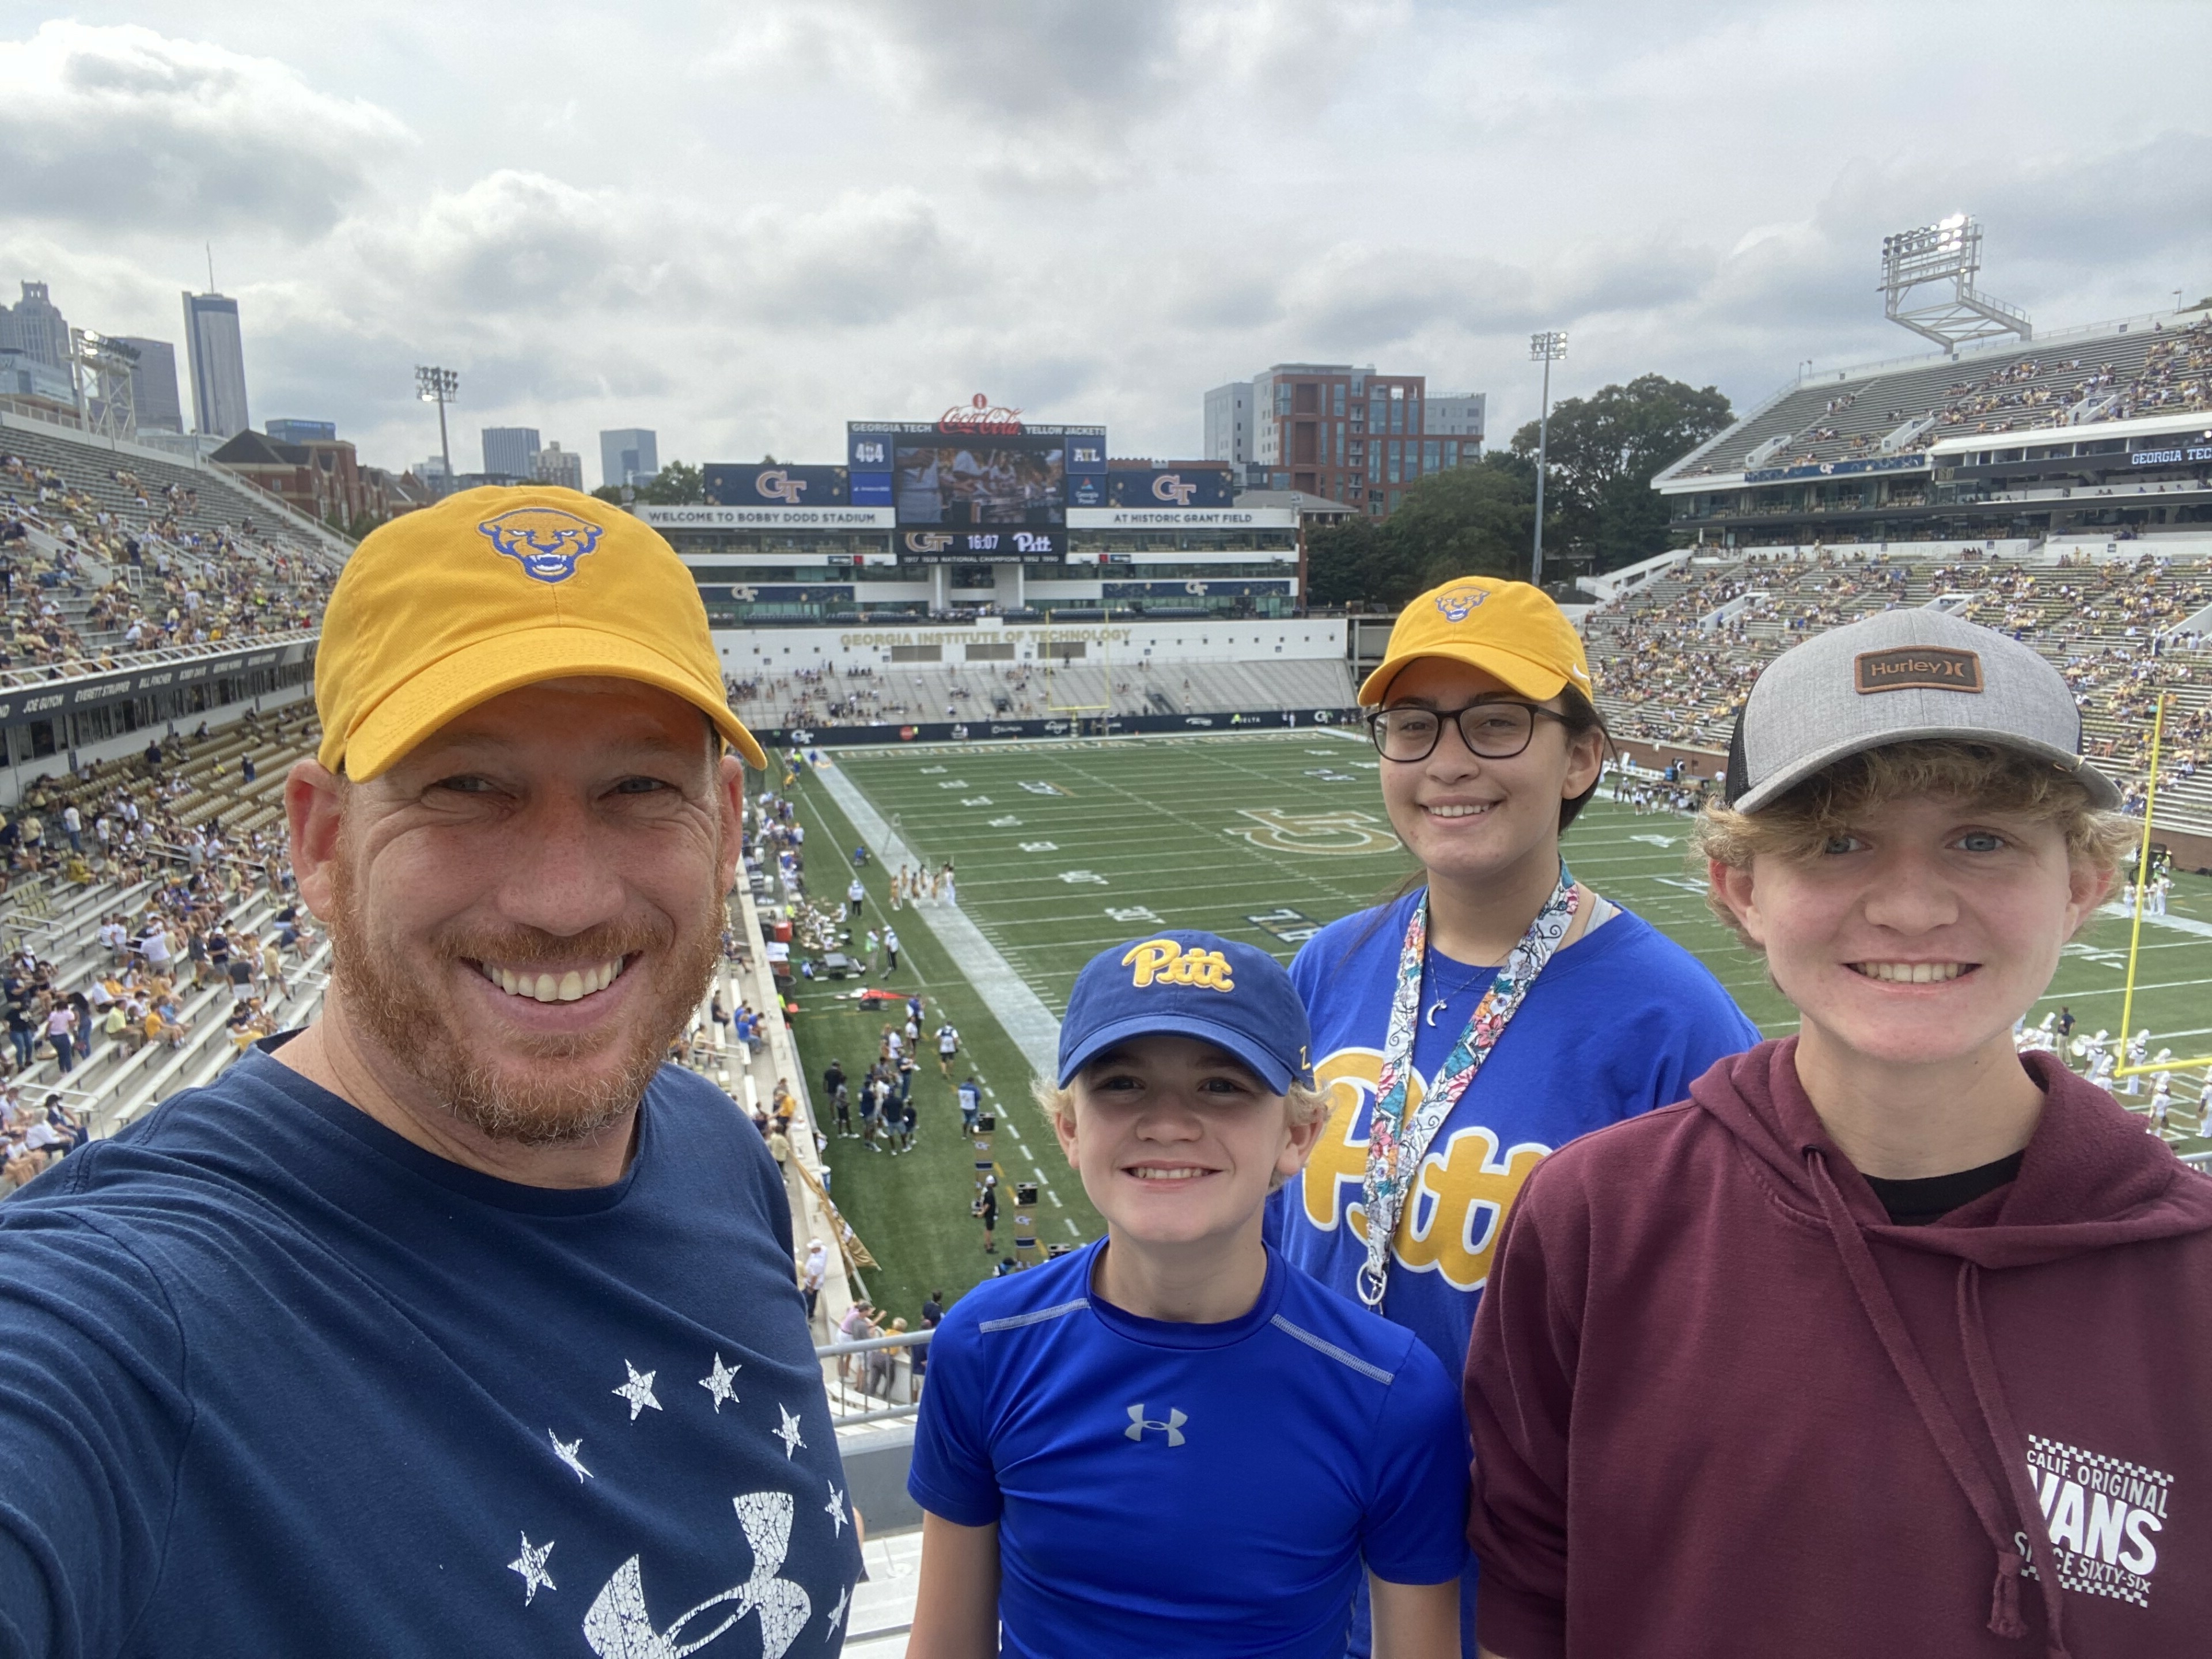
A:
[1957,1262,2074,1659]
[1805,1148,2049,1647]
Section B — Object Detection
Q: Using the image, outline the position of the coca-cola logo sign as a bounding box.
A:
[938,392,1025,435]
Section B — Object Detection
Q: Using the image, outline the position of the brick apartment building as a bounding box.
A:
[1210,363,1486,517]
[210,429,419,528]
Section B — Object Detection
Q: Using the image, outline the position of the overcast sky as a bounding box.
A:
[4,2,2208,486]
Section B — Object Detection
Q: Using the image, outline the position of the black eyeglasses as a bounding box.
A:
[1366,700,1569,763]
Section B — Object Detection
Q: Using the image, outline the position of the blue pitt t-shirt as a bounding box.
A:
[1267,892,1759,1649]
[0,1047,861,1658]
[908,1240,1467,1658]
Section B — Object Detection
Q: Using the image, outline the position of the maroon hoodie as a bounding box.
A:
[1465,1039,2212,1658]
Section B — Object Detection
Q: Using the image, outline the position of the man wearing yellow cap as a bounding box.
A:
[0,489,861,1655]
[1266,575,1758,1656]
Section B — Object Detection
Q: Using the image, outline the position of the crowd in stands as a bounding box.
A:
[1685,315,2212,478]
[1585,547,2212,821]
[0,448,339,679]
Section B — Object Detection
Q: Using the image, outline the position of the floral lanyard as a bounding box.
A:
[1357,865,1578,1309]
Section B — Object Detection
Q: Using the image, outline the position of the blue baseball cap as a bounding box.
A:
[1057,930,1314,1093]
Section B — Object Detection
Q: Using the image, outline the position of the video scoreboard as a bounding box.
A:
[849,399,1106,563]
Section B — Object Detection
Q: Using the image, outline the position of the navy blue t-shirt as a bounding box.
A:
[909,1240,1468,1657]
[0,1046,861,1657]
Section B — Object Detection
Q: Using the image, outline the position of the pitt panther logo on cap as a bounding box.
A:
[1854,646,1984,695]
[477,507,605,585]
[1122,940,1234,992]
[1434,585,1490,623]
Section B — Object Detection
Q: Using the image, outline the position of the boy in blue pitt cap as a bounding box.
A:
[904,932,1466,1659]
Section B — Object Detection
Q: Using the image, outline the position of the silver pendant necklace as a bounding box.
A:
[1424,951,1496,1026]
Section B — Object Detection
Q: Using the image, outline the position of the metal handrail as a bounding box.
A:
[816,1329,933,1359]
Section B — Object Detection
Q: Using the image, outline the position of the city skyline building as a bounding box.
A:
[181,291,251,438]
[1427,393,1487,442]
[1232,362,1485,515]
[482,425,540,480]
[1203,381,1253,469]
[0,282,71,372]
[600,427,658,490]
[533,440,584,491]
[115,337,183,433]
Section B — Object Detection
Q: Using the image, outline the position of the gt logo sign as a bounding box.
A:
[755,469,808,504]
[1228,808,1399,855]
[1126,1405,1187,1446]
[1152,473,1198,505]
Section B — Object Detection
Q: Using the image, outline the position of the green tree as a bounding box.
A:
[1510,374,1732,570]
[631,460,706,505]
[1381,457,1534,590]
[590,484,626,506]
[1305,517,1405,609]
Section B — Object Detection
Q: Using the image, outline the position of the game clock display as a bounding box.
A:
[851,412,1105,565]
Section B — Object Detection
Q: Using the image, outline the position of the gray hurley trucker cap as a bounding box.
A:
[1724,606,2121,813]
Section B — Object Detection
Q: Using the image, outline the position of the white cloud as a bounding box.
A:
[0,22,411,237]
[2,4,2207,483]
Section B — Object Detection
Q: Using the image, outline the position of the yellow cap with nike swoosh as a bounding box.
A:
[1358,575,1594,705]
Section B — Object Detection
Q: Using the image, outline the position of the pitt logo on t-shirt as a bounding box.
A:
[1123,940,1235,992]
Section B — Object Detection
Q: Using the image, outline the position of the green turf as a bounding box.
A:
[778,729,2212,1320]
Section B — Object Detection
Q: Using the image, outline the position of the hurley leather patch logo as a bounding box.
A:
[1854,647,1983,694]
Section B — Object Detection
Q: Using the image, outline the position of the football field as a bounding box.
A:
[778,729,2212,1321]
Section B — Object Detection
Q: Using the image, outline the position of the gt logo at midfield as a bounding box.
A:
[1299,1047,1548,1292]
[1123,939,1234,992]
[1229,808,1399,855]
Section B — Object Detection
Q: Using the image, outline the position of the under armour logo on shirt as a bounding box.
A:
[1125,1404,1187,1446]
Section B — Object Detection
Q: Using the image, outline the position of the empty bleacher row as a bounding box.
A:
[1672,313,2212,480]
[0,413,344,681]
[724,656,1359,733]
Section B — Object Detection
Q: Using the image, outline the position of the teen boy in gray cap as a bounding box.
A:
[1465,609,2212,1657]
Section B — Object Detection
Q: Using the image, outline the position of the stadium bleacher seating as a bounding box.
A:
[0,414,343,680]
[724,656,1357,733]
[1673,314,2212,479]
[1584,543,2212,832]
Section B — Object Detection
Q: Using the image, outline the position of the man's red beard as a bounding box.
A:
[324,855,724,1149]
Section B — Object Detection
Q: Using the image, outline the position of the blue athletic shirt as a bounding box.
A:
[0,1044,862,1658]
[908,1238,1468,1658]
[1266,892,1760,1651]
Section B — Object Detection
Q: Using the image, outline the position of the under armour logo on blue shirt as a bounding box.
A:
[1126,1404,1187,1446]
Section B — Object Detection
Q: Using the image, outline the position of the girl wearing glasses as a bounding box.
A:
[1266,575,1758,1656]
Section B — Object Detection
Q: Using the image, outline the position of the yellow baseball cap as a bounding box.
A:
[314,485,766,778]
[1358,575,1594,705]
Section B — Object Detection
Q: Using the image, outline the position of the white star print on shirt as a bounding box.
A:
[509,1532,556,1605]
[827,1584,848,1634]
[773,1403,805,1459]
[824,1480,847,1536]
[613,1361,662,1422]
[699,1353,742,1412]
[550,1430,593,1482]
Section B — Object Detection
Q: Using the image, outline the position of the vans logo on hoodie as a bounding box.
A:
[2027,1434,2171,1609]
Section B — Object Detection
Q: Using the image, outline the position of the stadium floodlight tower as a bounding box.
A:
[70,329,140,442]
[1878,215,2032,356]
[1529,330,1567,587]
[415,364,460,484]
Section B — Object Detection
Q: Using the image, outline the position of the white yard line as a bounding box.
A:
[815,760,1063,1078]
[2099,900,2212,940]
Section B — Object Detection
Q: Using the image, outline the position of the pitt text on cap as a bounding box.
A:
[1122,940,1235,992]
[1854,646,1984,696]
